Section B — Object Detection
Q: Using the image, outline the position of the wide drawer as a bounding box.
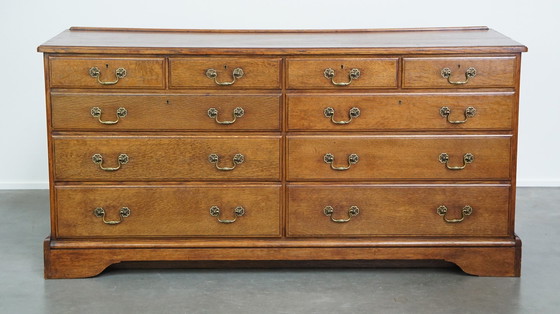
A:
[55,184,281,238]
[51,93,281,131]
[49,57,165,88]
[53,135,281,181]
[287,184,510,237]
[169,57,281,89]
[287,92,516,131]
[402,56,517,88]
[287,135,511,180]
[287,58,398,89]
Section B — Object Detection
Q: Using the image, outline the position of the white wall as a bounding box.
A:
[0,0,558,188]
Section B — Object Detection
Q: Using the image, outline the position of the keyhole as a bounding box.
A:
[224,65,228,69]
[340,65,344,69]
[398,100,402,105]
[166,100,170,105]
[105,64,109,69]
[457,64,461,69]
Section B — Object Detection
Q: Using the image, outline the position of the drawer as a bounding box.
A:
[287,58,398,89]
[402,56,517,88]
[53,135,281,181]
[169,57,281,89]
[287,184,510,237]
[287,92,516,131]
[55,184,281,238]
[49,57,165,88]
[287,135,511,181]
[51,93,281,131]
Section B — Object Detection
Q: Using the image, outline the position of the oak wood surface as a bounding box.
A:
[402,56,517,88]
[55,184,281,238]
[287,184,509,237]
[287,58,398,89]
[287,135,511,180]
[53,135,281,181]
[169,57,281,89]
[287,92,515,131]
[51,93,281,131]
[49,57,165,88]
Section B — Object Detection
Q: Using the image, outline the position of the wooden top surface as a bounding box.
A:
[38,26,527,54]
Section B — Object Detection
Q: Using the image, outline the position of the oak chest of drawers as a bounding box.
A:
[38,27,527,278]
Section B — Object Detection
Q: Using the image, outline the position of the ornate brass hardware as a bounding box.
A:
[208,153,245,171]
[89,67,127,85]
[323,153,359,171]
[209,205,245,224]
[90,107,127,125]
[323,107,360,124]
[323,205,360,223]
[323,68,360,86]
[440,67,477,85]
[436,205,473,223]
[205,68,244,86]
[440,106,476,124]
[93,207,131,225]
[92,153,129,171]
[439,153,474,170]
[207,107,245,125]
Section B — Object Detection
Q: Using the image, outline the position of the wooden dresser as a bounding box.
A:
[38,27,527,278]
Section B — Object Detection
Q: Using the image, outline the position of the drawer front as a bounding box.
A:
[287,184,510,237]
[169,58,281,89]
[287,135,511,181]
[402,56,517,88]
[51,93,281,131]
[287,58,398,89]
[49,57,165,88]
[287,93,515,131]
[53,135,281,181]
[56,185,281,238]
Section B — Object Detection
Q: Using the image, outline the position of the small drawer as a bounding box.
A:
[287,135,511,181]
[51,93,281,131]
[287,92,516,131]
[287,184,510,237]
[169,57,281,89]
[287,58,398,89]
[55,184,281,238]
[402,56,517,88]
[53,135,281,181]
[49,57,165,88]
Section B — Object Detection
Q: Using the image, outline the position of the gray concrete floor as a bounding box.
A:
[0,188,559,314]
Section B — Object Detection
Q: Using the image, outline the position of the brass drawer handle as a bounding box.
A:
[439,153,474,170]
[323,153,359,171]
[440,106,476,124]
[208,107,245,125]
[323,205,359,223]
[323,107,360,124]
[440,67,477,85]
[323,68,360,86]
[205,68,244,86]
[93,207,130,225]
[91,107,127,125]
[436,205,473,223]
[210,205,245,224]
[208,153,244,171]
[89,67,127,85]
[92,153,129,171]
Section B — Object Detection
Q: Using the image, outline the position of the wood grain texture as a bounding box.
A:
[49,57,165,88]
[287,135,511,181]
[403,56,517,88]
[53,135,281,181]
[169,58,281,89]
[287,92,515,131]
[55,184,281,238]
[44,236,521,278]
[51,93,281,131]
[287,58,398,89]
[287,184,510,237]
